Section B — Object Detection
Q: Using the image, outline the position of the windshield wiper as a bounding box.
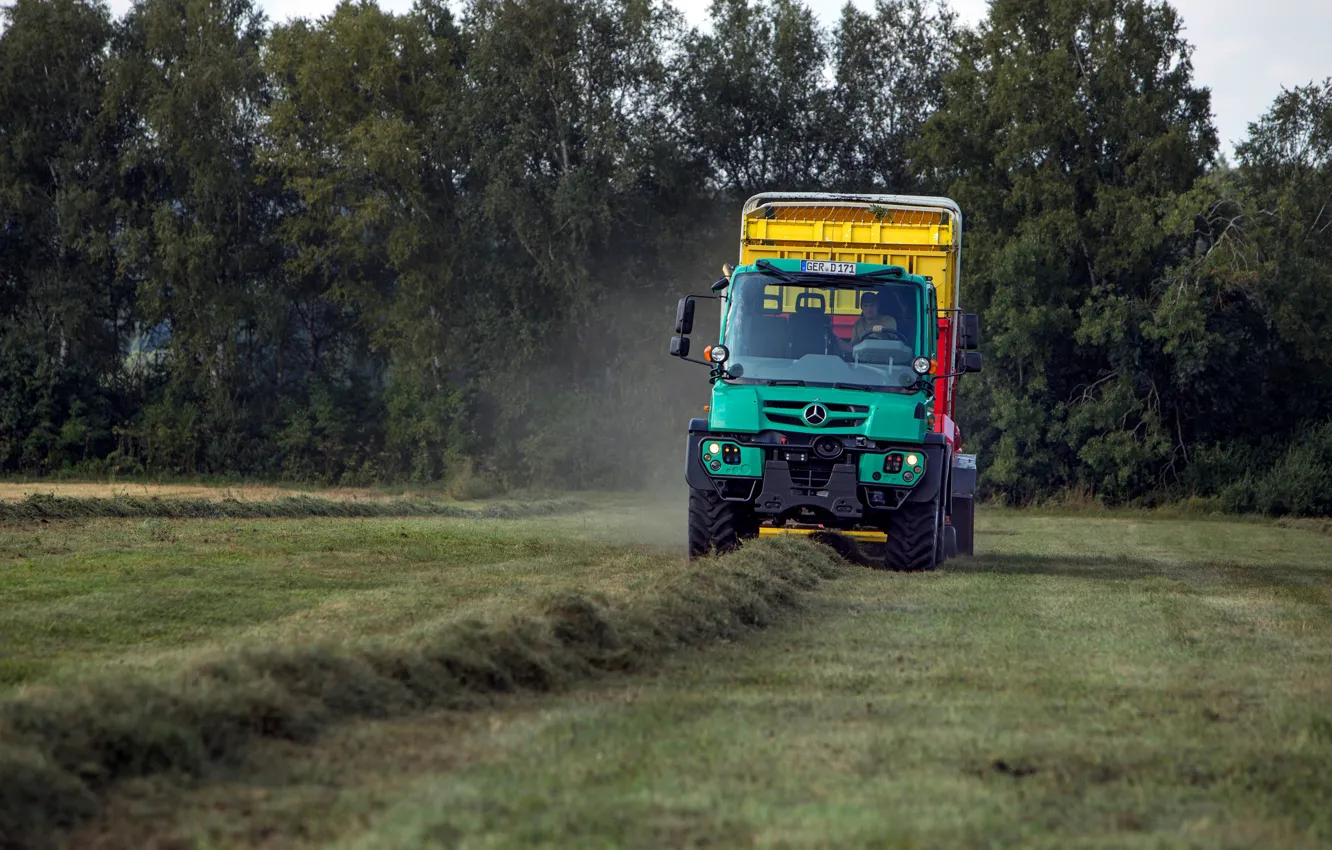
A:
[836,381,925,394]
[860,266,907,278]
[838,379,930,394]
[737,377,911,393]
[753,259,800,283]
[730,377,808,387]
[754,261,876,289]
[753,260,908,288]
[832,382,895,392]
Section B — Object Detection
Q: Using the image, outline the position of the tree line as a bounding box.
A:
[1,0,1330,513]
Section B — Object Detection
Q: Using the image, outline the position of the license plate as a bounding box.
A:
[801,260,855,275]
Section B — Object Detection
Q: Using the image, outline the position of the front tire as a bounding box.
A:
[882,499,939,572]
[688,486,758,559]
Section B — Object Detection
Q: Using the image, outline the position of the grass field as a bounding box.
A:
[2,496,1330,848]
[0,481,405,502]
[0,500,656,691]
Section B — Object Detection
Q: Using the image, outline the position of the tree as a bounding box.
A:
[1154,80,1332,514]
[673,0,832,195]
[107,0,281,473]
[458,0,698,483]
[0,0,130,472]
[263,0,465,481]
[920,0,1216,501]
[830,0,956,192]
[1234,79,1332,374]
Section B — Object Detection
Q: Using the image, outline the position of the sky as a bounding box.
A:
[102,0,1331,159]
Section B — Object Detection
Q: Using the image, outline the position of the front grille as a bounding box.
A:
[763,400,869,428]
[764,401,869,414]
[788,462,834,489]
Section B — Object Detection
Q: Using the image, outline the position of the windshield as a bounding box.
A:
[724,271,925,390]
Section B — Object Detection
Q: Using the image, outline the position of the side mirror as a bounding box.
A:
[675,297,695,335]
[963,351,982,373]
[959,313,980,350]
[711,263,735,292]
[670,335,691,358]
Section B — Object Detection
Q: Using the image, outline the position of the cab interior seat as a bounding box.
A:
[742,312,790,359]
[787,293,830,358]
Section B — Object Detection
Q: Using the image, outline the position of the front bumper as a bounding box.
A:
[685,419,945,521]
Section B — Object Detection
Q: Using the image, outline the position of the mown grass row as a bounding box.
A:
[0,537,846,849]
[0,493,582,522]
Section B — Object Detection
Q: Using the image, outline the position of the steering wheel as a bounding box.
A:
[864,328,907,343]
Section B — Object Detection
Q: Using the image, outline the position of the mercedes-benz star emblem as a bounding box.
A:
[802,403,829,426]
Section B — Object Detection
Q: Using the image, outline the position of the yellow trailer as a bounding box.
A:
[738,193,963,315]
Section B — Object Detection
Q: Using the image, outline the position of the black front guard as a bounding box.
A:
[685,418,946,520]
[754,460,862,519]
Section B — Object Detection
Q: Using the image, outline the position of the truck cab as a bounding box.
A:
[671,193,981,570]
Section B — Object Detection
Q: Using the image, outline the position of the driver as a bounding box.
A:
[832,291,897,354]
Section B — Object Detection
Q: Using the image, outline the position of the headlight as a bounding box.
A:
[912,357,931,375]
[906,454,919,466]
[708,443,721,455]
[708,344,730,364]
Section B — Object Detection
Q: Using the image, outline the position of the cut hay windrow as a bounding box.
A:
[0,537,848,849]
[0,493,582,523]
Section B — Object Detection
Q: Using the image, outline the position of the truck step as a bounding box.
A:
[758,526,887,543]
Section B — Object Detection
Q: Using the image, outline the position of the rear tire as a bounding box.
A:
[688,486,758,559]
[935,502,947,564]
[935,471,951,564]
[953,498,975,556]
[882,500,939,572]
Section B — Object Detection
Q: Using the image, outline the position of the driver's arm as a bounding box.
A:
[828,316,861,353]
[850,317,869,346]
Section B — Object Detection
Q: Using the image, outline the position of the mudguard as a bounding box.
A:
[904,433,948,505]
[684,419,712,490]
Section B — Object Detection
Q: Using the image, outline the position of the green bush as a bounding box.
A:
[1248,422,1332,517]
